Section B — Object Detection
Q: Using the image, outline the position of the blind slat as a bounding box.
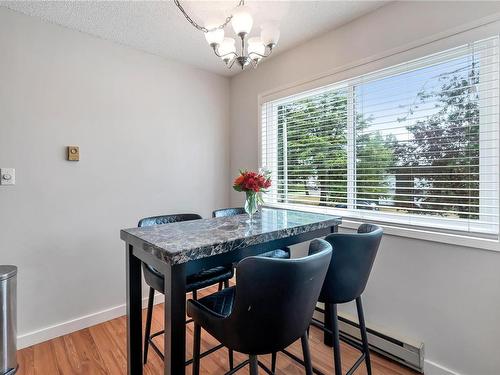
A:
[262,112,498,137]
[261,35,500,238]
[269,75,499,118]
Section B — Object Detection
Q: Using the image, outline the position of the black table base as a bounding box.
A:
[123,211,340,375]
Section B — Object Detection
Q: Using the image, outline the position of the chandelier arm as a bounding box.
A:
[212,45,239,60]
[220,52,240,60]
[173,0,244,33]
[248,47,274,60]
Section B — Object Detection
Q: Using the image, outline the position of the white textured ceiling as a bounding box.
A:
[1,1,388,76]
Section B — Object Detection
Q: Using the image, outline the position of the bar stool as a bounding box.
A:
[212,207,291,259]
[187,239,333,375]
[138,214,234,366]
[312,224,383,375]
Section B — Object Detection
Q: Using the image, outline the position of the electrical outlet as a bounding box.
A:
[0,168,15,185]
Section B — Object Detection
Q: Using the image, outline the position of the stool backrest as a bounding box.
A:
[318,224,383,304]
[137,214,203,287]
[212,207,245,218]
[138,213,202,227]
[225,239,332,354]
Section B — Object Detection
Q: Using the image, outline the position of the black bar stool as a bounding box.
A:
[187,239,333,375]
[138,214,234,366]
[311,224,383,375]
[212,207,291,259]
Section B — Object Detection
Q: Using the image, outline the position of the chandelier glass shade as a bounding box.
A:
[174,0,280,70]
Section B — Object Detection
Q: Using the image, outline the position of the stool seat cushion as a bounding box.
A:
[194,286,236,318]
[142,264,233,294]
[187,267,234,292]
[259,249,290,259]
[187,287,236,345]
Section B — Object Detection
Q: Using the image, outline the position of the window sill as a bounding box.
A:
[264,203,500,252]
[340,219,499,252]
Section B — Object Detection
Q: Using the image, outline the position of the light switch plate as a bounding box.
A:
[0,168,15,185]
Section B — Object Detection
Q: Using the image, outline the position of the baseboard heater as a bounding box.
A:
[314,307,424,373]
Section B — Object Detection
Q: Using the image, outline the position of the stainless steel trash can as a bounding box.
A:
[0,266,17,375]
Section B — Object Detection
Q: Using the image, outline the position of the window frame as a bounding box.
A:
[258,30,500,252]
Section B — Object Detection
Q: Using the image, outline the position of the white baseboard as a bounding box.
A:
[424,360,462,375]
[17,293,165,350]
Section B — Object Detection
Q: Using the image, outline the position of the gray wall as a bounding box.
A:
[229,2,500,374]
[0,7,230,345]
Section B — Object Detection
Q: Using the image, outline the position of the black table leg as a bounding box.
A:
[126,244,143,375]
[164,263,187,375]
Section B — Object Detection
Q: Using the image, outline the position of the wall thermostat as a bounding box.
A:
[67,146,80,161]
[0,168,15,185]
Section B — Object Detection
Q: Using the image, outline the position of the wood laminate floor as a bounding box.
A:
[17,285,419,375]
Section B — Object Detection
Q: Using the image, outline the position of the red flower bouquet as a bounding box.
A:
[233,169,271,221]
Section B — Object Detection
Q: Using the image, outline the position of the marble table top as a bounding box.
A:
[120,208,341,265]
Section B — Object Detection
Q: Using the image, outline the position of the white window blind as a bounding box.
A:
[261,36,500,239]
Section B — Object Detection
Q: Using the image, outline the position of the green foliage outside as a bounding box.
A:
[391,64,480,219]
[276,62,480,219]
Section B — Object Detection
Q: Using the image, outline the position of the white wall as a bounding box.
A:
[0,7,230,346]
[229,2,500,375]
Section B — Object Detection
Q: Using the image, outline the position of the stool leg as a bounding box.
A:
[249,355,258,375]
[271,352,277,373]
[356,297,372,375]
[323,302,333,347]
[229,349,234,370]
[193,323,201,375]
[143,287,154,365]
[301,332,313,375]
[218,281,223,291]
[330,303,342,375]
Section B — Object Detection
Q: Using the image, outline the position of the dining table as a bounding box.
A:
[120,207,342,375]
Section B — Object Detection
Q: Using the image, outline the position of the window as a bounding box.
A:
[261,36,499,240]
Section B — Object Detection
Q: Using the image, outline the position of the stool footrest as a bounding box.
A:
[309,318,370,375]
[257,360,274,375]
[281,349,326,375]
[311,318,364,351]
[221,356,275,375]
[225,359,249,375]
[148,331,224,366]
[346,353,366,375]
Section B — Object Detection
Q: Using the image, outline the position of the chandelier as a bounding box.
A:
[174,0,280,70]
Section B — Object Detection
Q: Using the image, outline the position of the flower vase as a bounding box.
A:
[245,192,259,223]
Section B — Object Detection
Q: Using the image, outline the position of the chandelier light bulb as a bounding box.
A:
[218,37,236,62]
[261,22,280,47]
[204,28,225,46]
[248,37,265,60]
[231,5,253,36]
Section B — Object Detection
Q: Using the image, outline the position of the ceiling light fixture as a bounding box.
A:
[174,0,280,70]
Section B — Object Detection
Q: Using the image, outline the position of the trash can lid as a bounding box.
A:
[0,265,17,281]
